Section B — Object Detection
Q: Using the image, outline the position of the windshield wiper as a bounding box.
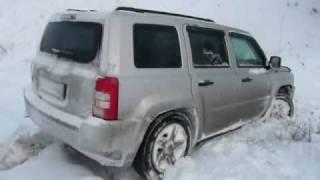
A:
[51,48,74,59]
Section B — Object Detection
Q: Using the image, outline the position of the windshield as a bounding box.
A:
[40,21,102,63]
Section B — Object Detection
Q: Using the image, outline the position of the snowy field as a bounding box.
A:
[0,0,319,179]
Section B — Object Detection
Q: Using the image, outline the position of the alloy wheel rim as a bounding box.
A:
[151,123,188,173]
[271,99,291,119]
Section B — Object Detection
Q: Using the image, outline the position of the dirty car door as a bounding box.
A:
[185,26,239,135]
[229,33,271,121]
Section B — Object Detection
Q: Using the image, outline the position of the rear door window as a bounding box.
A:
[40,21,102,63]
[187,27,229,68]
[133,24,182,68]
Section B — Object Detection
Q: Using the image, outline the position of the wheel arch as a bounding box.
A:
[132,108,197,179]
[143,107,198,149]
[277,84,294,98]
[131,107,198,163]
[151,108,198,146]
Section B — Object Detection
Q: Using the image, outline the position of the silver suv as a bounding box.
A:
[24,7,295,180]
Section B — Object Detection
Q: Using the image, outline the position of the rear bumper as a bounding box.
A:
[24,85,145,167]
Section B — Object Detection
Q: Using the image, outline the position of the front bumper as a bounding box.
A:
[24,85,145,167]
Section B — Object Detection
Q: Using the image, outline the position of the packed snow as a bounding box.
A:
[0,0,319,180]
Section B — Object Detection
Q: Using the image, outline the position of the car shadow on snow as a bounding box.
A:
[62,145,143,180]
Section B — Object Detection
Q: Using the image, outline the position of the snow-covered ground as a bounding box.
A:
[0,0,319,179]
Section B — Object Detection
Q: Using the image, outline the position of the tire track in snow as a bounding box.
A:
[0,128,52,170]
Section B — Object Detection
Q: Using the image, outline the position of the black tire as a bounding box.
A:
[276,94,294,117]
[133,112,192,180]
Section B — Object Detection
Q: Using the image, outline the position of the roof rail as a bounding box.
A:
[67,9,97,12]
[116,7,214,23]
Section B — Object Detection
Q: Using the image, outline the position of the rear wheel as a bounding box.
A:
[269,94,294,119]
[133,113,191,180]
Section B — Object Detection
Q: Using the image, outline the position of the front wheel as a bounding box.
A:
[133,113,192,180]
[269,94,294,120]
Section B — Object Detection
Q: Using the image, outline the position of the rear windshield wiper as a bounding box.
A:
[51,48,74,59]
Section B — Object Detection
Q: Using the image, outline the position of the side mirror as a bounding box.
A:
[269,56,281,68]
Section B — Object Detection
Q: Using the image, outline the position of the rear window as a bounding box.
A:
[133,24,182,68]
[40,21,102,63]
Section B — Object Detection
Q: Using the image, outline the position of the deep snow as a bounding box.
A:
[0,0,319,179]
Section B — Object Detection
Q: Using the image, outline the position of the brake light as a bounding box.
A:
[93,77,119,121]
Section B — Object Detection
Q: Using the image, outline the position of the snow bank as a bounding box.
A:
[165,113,320,180]
[0,141,142,180]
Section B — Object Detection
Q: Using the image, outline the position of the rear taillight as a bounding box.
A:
[93,77,119,121]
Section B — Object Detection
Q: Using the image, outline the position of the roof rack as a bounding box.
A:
[116,7,214,23]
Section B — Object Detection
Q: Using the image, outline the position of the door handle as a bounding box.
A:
[241,77,253,83]
[198,80,214,87]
